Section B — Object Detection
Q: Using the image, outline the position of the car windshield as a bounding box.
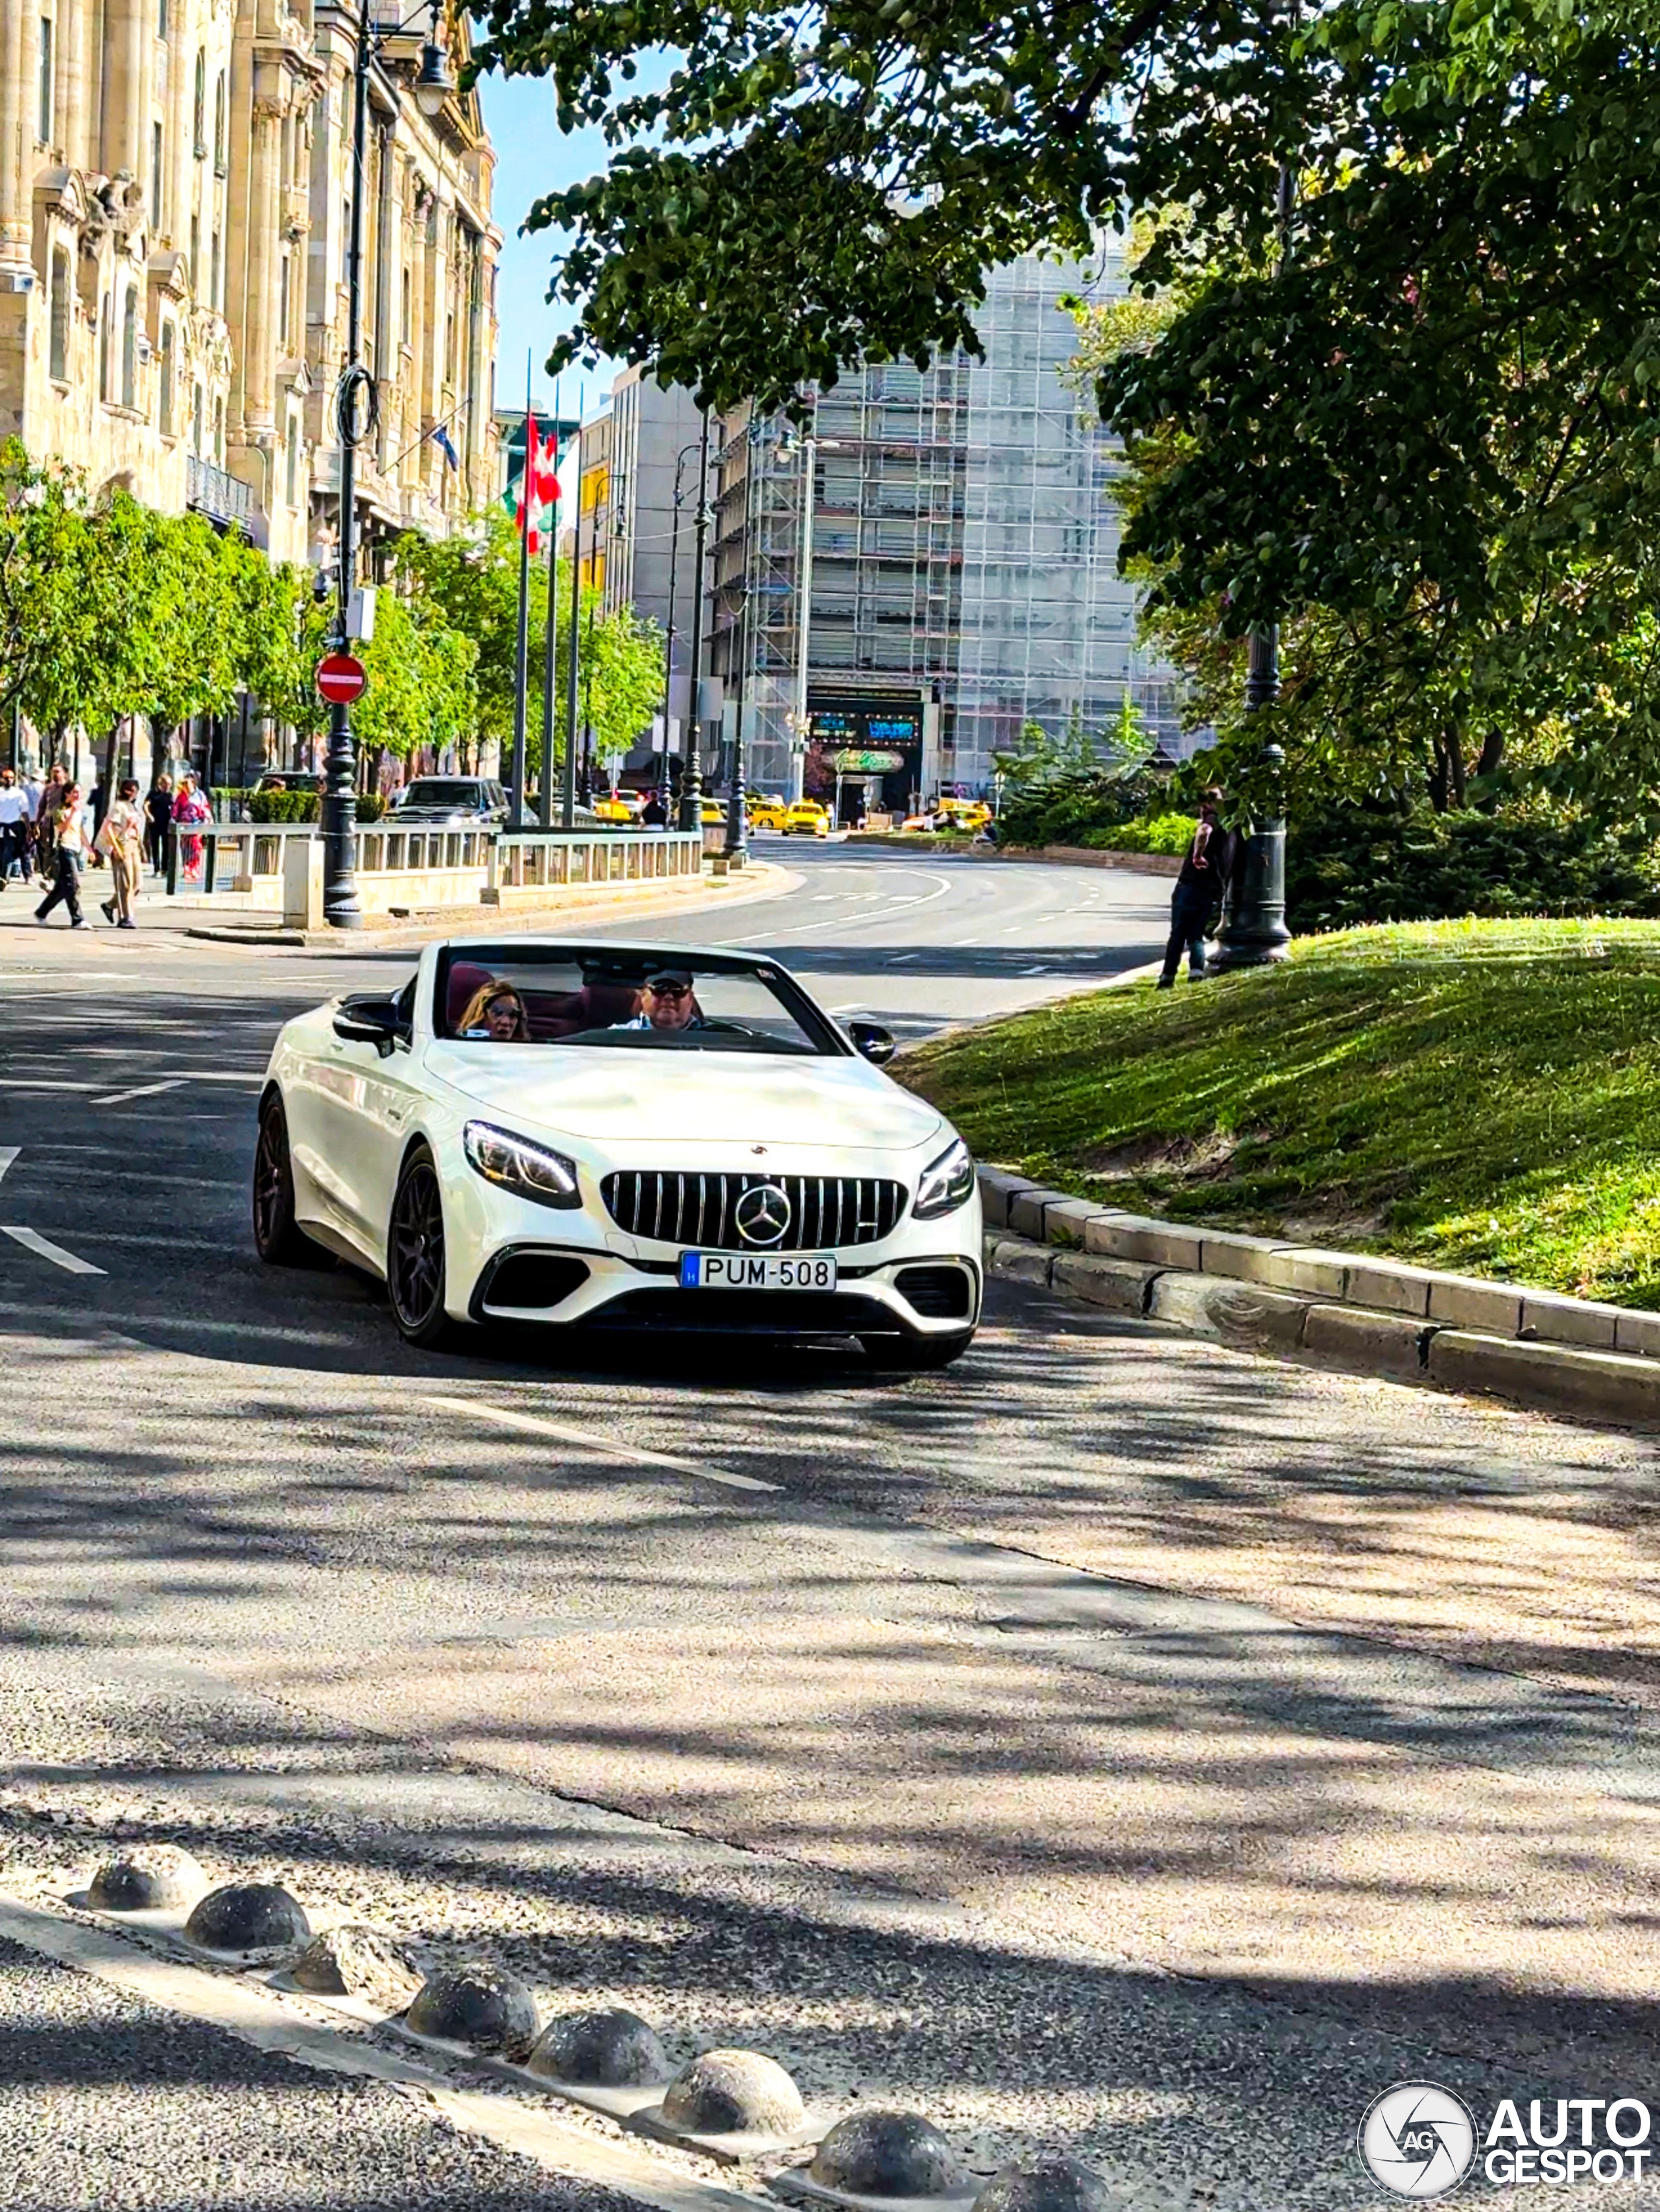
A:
[401,780,484,807]
[434,946,841,1056]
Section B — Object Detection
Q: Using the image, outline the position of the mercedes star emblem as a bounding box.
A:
[735,1182,792,1247]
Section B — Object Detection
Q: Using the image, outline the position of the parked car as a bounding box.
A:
[748,797,787,831]
[389,778,510,826]
[783,801,831,837]
[591,792,644,826]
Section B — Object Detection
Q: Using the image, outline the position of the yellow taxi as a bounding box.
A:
[748,796,787,831]
[591,792,639,826]
[783,800,831,837]
[700,797,728,827]
[936,797,992,832]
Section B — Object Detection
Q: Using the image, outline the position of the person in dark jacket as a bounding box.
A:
[144,774,174,873]
[1157,789,1237,988]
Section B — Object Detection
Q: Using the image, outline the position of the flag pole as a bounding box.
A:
[509,349,532,829]
[561,383,584,831]
[538,379,561,831]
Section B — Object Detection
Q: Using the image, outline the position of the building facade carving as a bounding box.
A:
[0,0,498,570]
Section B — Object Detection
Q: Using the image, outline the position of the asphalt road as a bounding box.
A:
[0,842,1655,2211]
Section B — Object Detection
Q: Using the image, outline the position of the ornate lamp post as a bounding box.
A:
[324,0,452,928]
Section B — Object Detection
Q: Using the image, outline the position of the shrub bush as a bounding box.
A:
[1081,811,1198,855]
[356,792,388,824]
[1286,803,1660,933]
[248,789,319,823]
[997,765,1170,850]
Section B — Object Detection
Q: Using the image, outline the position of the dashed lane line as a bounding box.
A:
[1,1225,106,1276]
[91,1077,189,1107]
[422,1394,782,1495]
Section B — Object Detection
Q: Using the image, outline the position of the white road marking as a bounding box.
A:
[0,1078,98,1091]
[1,1225,106,1275]
[91,1077,187,1107]
[423,1395,782,1494]
[0,1148,18,1185]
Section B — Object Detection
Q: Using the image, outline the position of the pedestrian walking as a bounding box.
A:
[0,769,26,884]
[1157,788,1237,990]
[34,782,89,926]
[144,773,174,873]
[171,773,211,880]
[96,778,145,929]
[34,765,68,887]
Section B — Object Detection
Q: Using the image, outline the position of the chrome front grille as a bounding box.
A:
[602,1171,907,1251]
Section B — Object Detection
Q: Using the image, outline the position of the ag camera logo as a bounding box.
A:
[1358,2083,1477,2199]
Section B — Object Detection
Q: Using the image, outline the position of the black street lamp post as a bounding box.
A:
[722,414,761,866]
[324,0,452,929]
[1212,154,1294,973]
[677,409,711,832]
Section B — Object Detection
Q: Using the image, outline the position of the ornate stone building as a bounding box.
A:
[0,0,499,570]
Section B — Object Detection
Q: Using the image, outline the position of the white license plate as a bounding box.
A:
[679,1252,837,1290]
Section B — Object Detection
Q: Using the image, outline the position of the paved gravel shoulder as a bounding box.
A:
[0,1929,659,2212]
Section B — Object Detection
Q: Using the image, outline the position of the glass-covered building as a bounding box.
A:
[709,240,1187,812]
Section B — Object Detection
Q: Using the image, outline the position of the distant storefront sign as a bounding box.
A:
[807,696,924,817]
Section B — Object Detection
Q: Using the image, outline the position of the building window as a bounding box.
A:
[279,254,289,351]
[120,288,137,409]
[400,268,410,346]
[48,247,67,380]
[150,121,163,231]
[193,49,206,156]
[213,73,226,174]
[211,228,220,310]
[189,212,199,291]
[159,324,174,434]
[285,414,300,508]
[97,290,110,398]
[213,397,224,464]
[157,0,167,34]
[191,381,203,454]
[37,18,53,145]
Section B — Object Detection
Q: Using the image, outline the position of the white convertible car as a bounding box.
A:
[253,938,982,1366]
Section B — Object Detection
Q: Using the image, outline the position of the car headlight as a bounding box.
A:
[913,1136,975,1220]
[464,1121,582,1209]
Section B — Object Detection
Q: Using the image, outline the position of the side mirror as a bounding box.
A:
[848,1019,896,1065]
[333,997,405,1056]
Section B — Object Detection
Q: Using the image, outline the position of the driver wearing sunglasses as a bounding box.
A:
[610,968,707,1034]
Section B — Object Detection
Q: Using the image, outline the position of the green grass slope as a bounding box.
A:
[902,918,1660,1306]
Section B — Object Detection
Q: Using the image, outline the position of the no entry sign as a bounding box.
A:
[315,651,368,706]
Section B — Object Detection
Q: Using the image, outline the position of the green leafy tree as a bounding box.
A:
[0,442,84,728]
[583,601,665,770]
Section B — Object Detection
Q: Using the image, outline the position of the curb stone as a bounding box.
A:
[978,1163,1660,1431]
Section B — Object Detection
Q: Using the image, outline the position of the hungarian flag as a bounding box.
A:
[510,414,562,554]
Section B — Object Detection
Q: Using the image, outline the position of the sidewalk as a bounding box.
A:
[0,859,792,953]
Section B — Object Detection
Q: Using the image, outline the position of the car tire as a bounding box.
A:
[387,1143,451,1348]
[252,1091,321,1267]
[860,1331,975,1372]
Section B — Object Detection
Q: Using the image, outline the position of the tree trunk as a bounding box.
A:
[1475,727,1505,781]
[1446,729,1467,809]
[1427,735,1450,813]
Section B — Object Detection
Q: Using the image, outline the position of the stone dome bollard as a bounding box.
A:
[811,2110,969,2196]
[528,2006,670,2087]
[661,2048,805,2137]
[290,1926,422,2012]
[405,1963,540,2060]
[184,1881,311,1954]
[971,2158,1116,2212]
[87,1844,208,1913]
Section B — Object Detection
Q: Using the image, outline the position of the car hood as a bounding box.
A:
[423,1045,945,1150]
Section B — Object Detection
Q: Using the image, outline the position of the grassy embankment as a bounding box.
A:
[901,918,1660,1306]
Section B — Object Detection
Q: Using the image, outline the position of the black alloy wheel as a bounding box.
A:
[388,1145,451,1346]
[252,1091,314,1265]
[859,1331,975,1373]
